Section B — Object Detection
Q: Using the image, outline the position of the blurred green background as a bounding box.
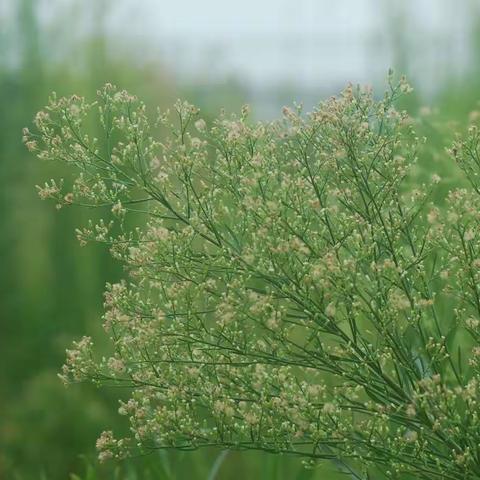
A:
[1,0,480,478]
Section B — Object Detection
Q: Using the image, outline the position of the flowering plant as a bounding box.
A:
[25,76,480,479]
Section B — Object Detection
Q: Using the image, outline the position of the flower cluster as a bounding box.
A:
[26,78,480,478]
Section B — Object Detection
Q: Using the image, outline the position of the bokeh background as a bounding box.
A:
[1,0,480,478]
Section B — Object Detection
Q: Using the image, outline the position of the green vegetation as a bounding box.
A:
[26,72,480,478]
[4,1,480,478]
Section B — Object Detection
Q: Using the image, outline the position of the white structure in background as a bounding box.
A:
[5,0,476,116]
[114,0,475,114]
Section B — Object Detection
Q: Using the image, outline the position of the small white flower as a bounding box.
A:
[194,119,206,132]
